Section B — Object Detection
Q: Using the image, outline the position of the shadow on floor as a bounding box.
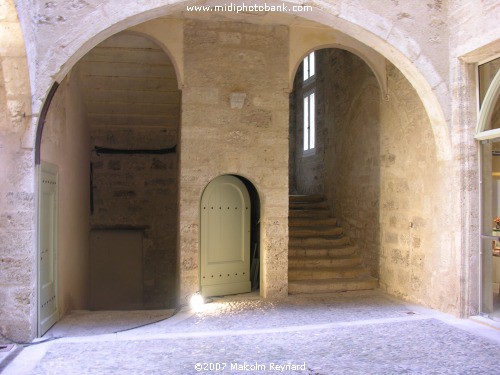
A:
[45,309,176,337]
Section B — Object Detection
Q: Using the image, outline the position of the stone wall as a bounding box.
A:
[378,63,457,311]
[0,0,35,342]
[82,32,181,309]
[90,126,179,308]
[179,19,290,300]
[290,48,459,311]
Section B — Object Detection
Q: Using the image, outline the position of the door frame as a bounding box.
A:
[37,161,59,336]
[475,65,500,317]
[199,174,264,297]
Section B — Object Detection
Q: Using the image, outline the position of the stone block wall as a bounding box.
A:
[90,126,179,309]
[378,63,458,311]
[179,19,290,300]
[0,0,36,342]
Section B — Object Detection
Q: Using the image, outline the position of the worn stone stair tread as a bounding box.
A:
[289,210,331,218]
[288,266,370,280]
[289,194,325,203]
[290,226,343,237]
[288,194,376,294]
[289,236,350,247]
[289,254,361,260]
[289,246,357,258]
[290,202,329,210]
[288,256,362,268]
[288,277,379,294]
[289,217,338,226]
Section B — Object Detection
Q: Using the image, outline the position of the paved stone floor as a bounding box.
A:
[2,290,500,375]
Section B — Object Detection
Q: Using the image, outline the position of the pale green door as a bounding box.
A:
[200,175,251,297]
[38,163,58,335]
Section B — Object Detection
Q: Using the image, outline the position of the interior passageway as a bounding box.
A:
[40,31,181,326]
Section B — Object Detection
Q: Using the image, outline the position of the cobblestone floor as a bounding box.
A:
[3,291,500,375]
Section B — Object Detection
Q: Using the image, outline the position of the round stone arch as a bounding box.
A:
[287,28,450,162]
[290,43,388,100]
[25,0,451,161]
[33,23,184,164]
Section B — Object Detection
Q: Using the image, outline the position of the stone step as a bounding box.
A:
[288,255,362,268]
[290,226,343,238]
[289,194,325,203]
[289,217,338,227]
[288,266,370,281]
[289,209,331,218]
[288,277,379,294]
[290,200,329,210]
[288,245,357,258]
[289,236,349,248]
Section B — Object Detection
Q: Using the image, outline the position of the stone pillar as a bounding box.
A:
[0,0,36,341]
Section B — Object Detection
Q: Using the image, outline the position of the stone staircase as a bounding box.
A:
[288,194,378,294]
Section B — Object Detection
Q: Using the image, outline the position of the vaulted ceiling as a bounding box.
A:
[78,33,180,130]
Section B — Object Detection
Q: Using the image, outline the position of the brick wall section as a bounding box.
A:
[179,20,289,300]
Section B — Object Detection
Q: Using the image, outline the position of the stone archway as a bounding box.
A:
[3,0,464,341]
[38,31,182,331]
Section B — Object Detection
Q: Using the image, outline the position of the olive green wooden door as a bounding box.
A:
[200,175,251,297]
[38,163,59,335]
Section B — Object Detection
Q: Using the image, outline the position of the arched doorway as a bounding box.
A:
[476,58,500,321]
[38,31,181,334]
[200,175,260,297]
[288,45,449,306]
[288,48,380,293]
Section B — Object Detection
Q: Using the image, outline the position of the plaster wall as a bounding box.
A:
[179,19,289,300]
[40,68,90,316]
[0,0,35,341]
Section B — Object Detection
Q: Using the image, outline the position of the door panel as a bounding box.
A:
[201,175,251,297]
[39,163,58,335]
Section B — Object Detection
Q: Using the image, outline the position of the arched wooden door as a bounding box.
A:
[200,175,251,297]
